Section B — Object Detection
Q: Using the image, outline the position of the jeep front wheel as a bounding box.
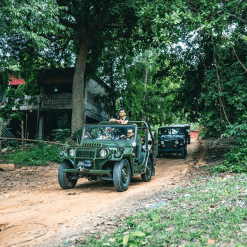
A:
[141,157,153,182]
[181,147,186,159]
[58,161,78,189]
[113,159,131,192]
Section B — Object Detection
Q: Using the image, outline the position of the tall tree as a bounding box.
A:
[141,0,247,132]
[0,0,154,134]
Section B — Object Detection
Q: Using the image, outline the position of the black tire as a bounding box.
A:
[113,159,131,192]
[188,136,191,144]
[141,158,153,182]
[58,161,78,189]
[181,147,186,159]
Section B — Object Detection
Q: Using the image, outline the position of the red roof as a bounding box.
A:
[9,75,25,85]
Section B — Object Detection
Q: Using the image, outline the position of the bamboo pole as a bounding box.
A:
[21,119,24,151]
[0,119,3,154]
[0,137,65,145]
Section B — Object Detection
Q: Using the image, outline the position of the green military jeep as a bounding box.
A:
[58,121,156,192]
[157,125,187,159]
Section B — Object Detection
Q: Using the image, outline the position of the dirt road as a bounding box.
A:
[0,139,201,247]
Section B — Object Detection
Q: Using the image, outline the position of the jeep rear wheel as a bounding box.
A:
[141,157,153,182]
[58,161,78,189]
[113,159,131,192]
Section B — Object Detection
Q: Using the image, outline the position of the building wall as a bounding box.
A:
[7,70,110,140]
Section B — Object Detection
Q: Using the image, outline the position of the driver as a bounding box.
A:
[120,128,134,140]
[104,127,112,140]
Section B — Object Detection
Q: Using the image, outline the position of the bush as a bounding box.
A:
[52,128,70,142]
[212,145,247,173]
[0,143,62,166]
[213,123,247,173]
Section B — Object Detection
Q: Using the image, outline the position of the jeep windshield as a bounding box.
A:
[82,125,136,140]
[159,127,185,136]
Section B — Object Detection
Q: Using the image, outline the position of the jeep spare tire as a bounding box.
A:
[113,159,131,192]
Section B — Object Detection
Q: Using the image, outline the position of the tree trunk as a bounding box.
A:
[71,36,89,135]
[109,61,116,117]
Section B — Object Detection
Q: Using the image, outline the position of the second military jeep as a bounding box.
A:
[157,126,187,159]
[58,121,156,192]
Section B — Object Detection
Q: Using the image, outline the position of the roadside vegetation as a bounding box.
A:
[0,143,62,166]
[211,125,247,174]
[69,174,247,247]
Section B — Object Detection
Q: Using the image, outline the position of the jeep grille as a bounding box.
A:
[77,149,95,158]
[164,142,175,148]
[81,143,102,147]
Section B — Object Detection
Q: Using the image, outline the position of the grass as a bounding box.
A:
[72,174,247,247]
[0,143,62,166]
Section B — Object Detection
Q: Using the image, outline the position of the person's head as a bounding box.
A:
[143,127,150,133]
[105,127,111,133]
[127,128,134,139]
[118,108,126,117]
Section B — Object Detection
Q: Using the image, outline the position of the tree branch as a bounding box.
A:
[58,16,77,29]
[94,34,148,41]
[223,35,247,73]
[228,13,247,24]
[42,34,73,41]
[236,0,245,13]
[211,33,231,125]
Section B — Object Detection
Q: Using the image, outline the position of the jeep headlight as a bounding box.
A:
[69,149,75,157]
[175,141,179,144]
[99,149,108,158]
[132,142,137,147]
[59,150,64,156]
[161,141,164,145]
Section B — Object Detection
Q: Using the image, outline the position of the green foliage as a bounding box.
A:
[123,231,145,247]
[52,129,70,142]
[0,143,62,166]
[223,123,247,145]
[72,129,83,144]
[52,115,71,142]
[1,0,247,138]
[213,145,247,173]
[212,123,247,173]
[0,84,26,121]
[57,115,70,129]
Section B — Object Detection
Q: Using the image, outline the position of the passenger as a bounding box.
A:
[109,108,129,124]
[142,128,152,151]
[120,128,134,140]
